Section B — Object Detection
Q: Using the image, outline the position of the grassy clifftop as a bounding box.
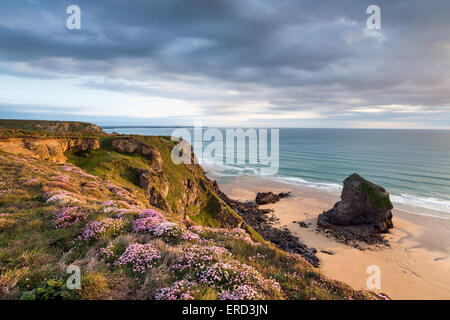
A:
[0,121,385,300]
[0,120,105,137]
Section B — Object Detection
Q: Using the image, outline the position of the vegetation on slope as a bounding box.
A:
[0,151,383,300]
[0,122,386,300]
[358,179,393,212]
[66,135,260,240]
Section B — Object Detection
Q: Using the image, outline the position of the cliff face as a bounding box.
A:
[112,137,171,212]
[0,137,100,164]
[108,136,247,230]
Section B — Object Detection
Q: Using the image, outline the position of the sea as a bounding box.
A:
[103,127,450,218]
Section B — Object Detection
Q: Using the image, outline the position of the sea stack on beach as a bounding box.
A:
[318,173,393,244]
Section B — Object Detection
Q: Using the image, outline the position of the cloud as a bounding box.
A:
[0,0,450,127]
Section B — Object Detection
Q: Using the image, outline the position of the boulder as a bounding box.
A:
[297,221,309,228]
[255,191,291,205]
[318,174,393,244]
[278,192,291,199]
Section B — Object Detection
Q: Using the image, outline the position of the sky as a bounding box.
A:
[0,0,450,128]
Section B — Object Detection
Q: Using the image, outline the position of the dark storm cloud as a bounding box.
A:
[1,0,450,126]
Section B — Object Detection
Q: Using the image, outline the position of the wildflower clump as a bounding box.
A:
[115,243,161,274]
[132,209,166,233]
[101,200,142,216]
[189,226,256,245]
[219,284,262,300]
[133,209,198,243]
[199,261,281,295]
[181,229,201,242]
[171,245,231,276]
[99,244,115,260]
[62,164,98,180]
[77,218,125,242]
[154,280,200,300]
[98,241,128,266]
[104,181,134,202]
[153,222,185,243]
[170,244,282,300]
[45,191,84,207]
[53,206,88,228]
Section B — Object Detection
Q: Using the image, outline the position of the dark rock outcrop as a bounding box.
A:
[318,173,393,245]
[255,191,291,205]
[138,169,170,212]
[297,221,309,228]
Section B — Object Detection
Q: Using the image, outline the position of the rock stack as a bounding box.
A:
[318,173,393,245]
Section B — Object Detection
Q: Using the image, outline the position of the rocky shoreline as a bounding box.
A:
[213,182,320,267]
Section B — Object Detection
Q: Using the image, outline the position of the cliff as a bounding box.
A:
[0,120,385,300]
[0,137,101,164]
[0,119,104,135]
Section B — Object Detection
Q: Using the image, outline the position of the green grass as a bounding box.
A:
[191,194,220,227]
[358,180,393,211]
[66,146,151,206]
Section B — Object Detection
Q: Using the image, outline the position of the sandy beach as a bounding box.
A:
[218,176,450,300]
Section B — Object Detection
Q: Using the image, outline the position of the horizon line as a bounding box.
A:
[102,125,450,131]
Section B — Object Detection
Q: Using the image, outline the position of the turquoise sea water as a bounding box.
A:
[104,127,450,216]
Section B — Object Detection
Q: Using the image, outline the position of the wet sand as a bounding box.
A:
[218,176,450,300]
